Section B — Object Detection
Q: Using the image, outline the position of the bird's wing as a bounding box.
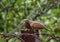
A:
[30,22,44,29]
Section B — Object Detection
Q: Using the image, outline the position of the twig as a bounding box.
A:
[32,2,57,20]
[0,33,60,42]
[0,33,25,42]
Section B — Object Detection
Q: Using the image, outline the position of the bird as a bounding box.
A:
[23,19,49,31]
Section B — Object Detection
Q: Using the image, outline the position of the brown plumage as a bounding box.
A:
[23,19,49,31]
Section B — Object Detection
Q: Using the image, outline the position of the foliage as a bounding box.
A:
[0,0,60,42]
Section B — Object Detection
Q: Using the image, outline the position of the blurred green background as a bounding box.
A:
[0,0,60,42]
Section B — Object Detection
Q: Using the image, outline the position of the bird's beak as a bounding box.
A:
[23,22,25,24]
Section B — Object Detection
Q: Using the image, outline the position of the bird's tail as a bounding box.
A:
[44,26,50,32]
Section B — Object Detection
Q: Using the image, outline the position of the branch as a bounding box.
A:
[0,33,25,42]
[0,33,60,42]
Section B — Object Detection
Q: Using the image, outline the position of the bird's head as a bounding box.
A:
[23,19,30,25]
